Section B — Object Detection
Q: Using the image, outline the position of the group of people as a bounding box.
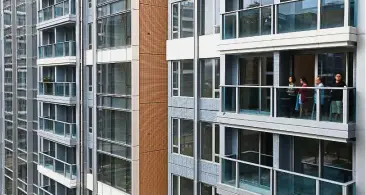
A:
[285,73,346,121]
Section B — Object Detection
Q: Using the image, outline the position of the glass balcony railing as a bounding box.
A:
[222,0,357,40]
[38,41,76,59]
[221,156,355,195]
[221,85,356,124]
[39,117,76,139]
[38,0,76,22]
[39,153,77,180]
[39,82,76,97]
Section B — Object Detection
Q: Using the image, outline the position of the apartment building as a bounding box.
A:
[167,0,365,195]
[1,0,168,194]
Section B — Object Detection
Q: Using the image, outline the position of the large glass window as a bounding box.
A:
[172,60,194,97]
[97,0,131,49]
[97,63,131,109]
[172,118,194,157]
[201,183,219,195]
[277,0,318,33]
[171,0,194,39]
[97,109,131,145]
[97,153,131,193]
[201,58,220,98]
[201,122,220,163]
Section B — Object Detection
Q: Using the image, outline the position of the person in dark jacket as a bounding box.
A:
[330,73,346,122]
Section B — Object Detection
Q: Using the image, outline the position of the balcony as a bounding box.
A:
[38,117,76,145]
[38,152,77,187]
[38,0,76,29]
[39,82,76,97]
[38,82,76,104]
[39,41,76,59]
[218,85,355,141]
[219,0,357,53]
[218,156,355,195]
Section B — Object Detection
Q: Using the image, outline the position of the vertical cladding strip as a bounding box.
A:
[139,0,168,194]
[356,0,366,194]
[11,0,18,193]
[193,0,200,194]
[92,0,98,192]
[0,0,3,193]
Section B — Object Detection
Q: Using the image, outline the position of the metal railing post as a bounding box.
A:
[343,88,348,123]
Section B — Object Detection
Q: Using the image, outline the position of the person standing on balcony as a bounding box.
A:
[295,77,308,118]
[330,73,346,122]
[312,76,325,120]
[286,76,297,117]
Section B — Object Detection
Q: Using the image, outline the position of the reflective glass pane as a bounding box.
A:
[321,0,344,29]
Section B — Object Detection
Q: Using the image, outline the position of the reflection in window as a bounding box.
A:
[97,109,131,145]
[97,0,131,49]
[97,153,131,193]
[321,0,344,29]
[172,118,194,157]
[171,60,194,97]
[200,0,220,35]
[201,58,220,98]
[201,122,220,162]
[171,0,193,39]
[323,141,353,182]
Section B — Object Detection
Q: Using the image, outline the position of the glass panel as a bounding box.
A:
[239,87,271,115]
[239,8,259,37]
[277,87,315,120]
[349,0,356,27]
[261,6,272,35]
[201,59,213,98]
[223,87,236,112]
[321,0,344,29]
[277,0,318,33]
[323,141,353,182]
[180,177,194,195]
[201,122,213,161]
[180,119,194,156]
[294,137,319,177]
[172,3,179,39]
[222,159,236,187]
[180,60,194,97]
[238,163,271,194]
[223,13,237,39]
[172,119,178,147]
[320,181,342,195]
[276,171,316,195]
[180,1,194,38]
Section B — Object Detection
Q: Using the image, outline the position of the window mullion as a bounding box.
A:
[212,123,215,162]
[178,119,181,154]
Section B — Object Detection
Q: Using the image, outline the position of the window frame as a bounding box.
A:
[200,122,220,163]
[172,175,194,195]
[171,118,194,157]
[171,0,194,39]
[171,60,194,97]
[200,58,220,98]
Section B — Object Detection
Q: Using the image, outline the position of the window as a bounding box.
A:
[97,0,131,49]
[97,153,131,193]
[201,58,220,98]
[172,175,194,195]
[172,118,194,157]
[88,65,93,91]
[89,107,93,133]
[171,0,194,39]
[97,63,131,109]
[88,0,92,8]
[200,0,220,35]
[89,149,92,173]
[201,122,220,163]
[172,60,194,97]
[88,23,92,49]
[18,129,27,151]
[321,0,344,29]
[97,109,131,145]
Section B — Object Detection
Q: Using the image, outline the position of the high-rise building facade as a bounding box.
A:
[167,0,366,195]
[1,0,168,194]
